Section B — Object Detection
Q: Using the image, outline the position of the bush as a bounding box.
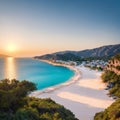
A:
[94,99,120,120]
[94,54,120,120]
[0,79,78,120]
[101,71,115,83]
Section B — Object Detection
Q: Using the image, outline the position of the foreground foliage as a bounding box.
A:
[94,99,120,120]
[94,54,120,120]
[0,79,78,120]
[101,71,120,97]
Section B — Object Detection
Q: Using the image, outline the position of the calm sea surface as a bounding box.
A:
[0,57,74,90]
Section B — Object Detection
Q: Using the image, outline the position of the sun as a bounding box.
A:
[7,44,17,53]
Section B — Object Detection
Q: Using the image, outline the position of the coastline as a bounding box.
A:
[30,60,114,120]
[30,59,81,96]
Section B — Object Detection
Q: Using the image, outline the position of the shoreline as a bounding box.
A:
[30,59,81,96]
[30,59,114,120]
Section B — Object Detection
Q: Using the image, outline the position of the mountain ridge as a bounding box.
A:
[35,44,120,61]
[0,54,9,58]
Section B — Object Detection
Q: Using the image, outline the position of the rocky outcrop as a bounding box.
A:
[106,54,120,75]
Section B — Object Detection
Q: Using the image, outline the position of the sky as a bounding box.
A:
[0,0,120,57]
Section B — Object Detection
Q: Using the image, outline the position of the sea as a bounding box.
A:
[0,57,74,90]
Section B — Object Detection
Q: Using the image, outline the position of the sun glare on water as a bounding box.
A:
[4,57,16,80]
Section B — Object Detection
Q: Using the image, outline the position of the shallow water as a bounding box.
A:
[0,57,74,89]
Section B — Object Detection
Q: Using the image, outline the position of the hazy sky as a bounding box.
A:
[0,0,120,57]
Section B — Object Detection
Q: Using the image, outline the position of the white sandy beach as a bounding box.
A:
[30,66,114,120]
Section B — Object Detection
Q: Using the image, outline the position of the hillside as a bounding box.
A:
[0,54,9,58]
[35,44,120,61]
[94,54,120,120]
[0,79,78,120]
[77,44,120,57]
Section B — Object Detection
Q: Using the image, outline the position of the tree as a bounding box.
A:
[0,79,78,120]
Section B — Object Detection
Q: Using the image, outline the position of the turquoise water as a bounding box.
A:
[0,57,74,90]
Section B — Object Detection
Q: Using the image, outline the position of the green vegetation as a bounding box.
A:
[94,53,120,120]
[116,66,120,71]
[94,99,120,120]
[83,56,110,62]
[101,71,116,82]
[111,53,120,61]
[101,71,120,97]
[55,53,83,62]
[0,79,78,120]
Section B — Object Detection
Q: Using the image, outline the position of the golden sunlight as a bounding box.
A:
[4,57,16,80]
[7,44,17,53]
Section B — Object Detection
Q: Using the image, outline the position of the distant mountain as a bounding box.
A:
[76,44,120,58]
[0,54,9,58]
[35,44,120,61]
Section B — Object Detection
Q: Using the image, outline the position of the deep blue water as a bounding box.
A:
[0,57,74,90]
